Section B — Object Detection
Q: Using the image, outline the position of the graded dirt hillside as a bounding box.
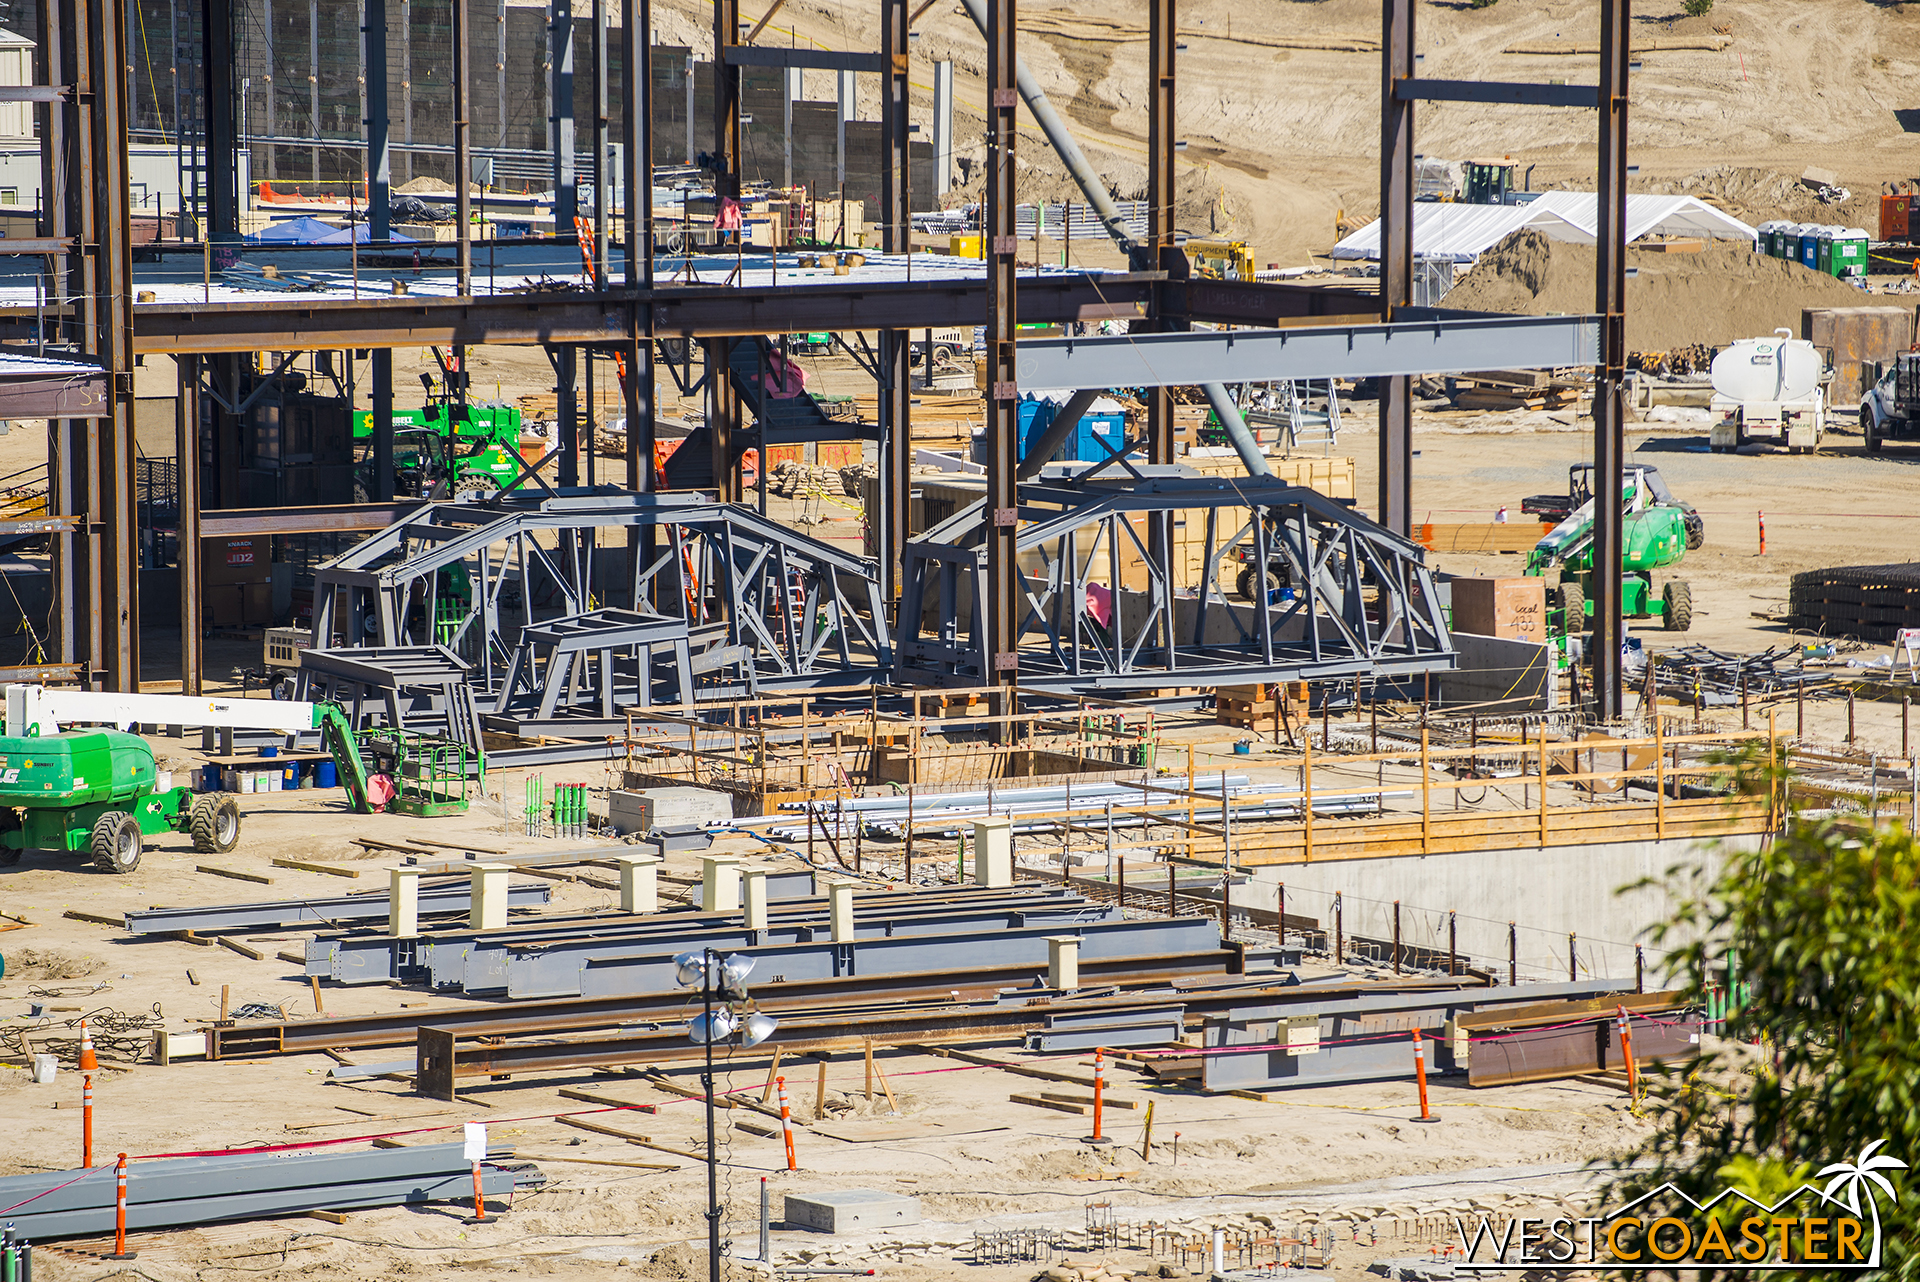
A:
[688,0,1920,265]
[1442,228,1881,352]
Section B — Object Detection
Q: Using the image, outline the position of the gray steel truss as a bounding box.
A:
[1199,978,1637,1093]
[486,607,708,735]
[296,645,489,763]
[896,474,1454,690]
[308,488,890,701]
[125,881,552,935]
[1012,312,1601,390]
[0,1142,540,1239]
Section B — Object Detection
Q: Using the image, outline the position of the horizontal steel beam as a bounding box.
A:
[1180,280,1383,328]
[194,500,431,536]
[0,663,83,683]
[0,372,111,418]
[0,237,77,254]
[1395,78,1600,109]
[0,85,69,101]
[1015,313,1601,389]
[722,44,882,72]
[0,514,82,536]
[116,276,1159,354]
[125,881,551,934]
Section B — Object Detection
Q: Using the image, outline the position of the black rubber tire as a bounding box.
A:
[0,809,20,865]
[1684,512,1705,551]
[1864,408,1883,453]
[1558,581,1587,634]
[1664,580,1694,633]
[1234,566,1255,601]
[89,810,142,875]
[190,794,242,855]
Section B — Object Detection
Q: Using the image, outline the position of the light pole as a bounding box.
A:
[674,949,778,1282]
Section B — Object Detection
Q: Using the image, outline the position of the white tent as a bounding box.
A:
[1330,193,1755,263]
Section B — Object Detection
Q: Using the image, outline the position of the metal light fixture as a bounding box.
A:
[741,1012,780,1049]
[673,950,709,988]
[688,1009,738,1043]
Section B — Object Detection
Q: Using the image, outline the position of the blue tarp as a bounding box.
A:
[313,224,418,245]
[244,216,342,244]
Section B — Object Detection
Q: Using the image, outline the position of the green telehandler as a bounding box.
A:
[1526,467,1693,637]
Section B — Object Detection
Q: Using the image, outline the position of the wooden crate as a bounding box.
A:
[1216,681,1308,730]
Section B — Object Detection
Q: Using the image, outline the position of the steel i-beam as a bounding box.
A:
[984,0,1019,694]
[1378,0,1415,536]
[1592,0,1631,718]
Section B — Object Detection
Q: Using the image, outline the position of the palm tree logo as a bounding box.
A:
[1816,1139,1908,1266]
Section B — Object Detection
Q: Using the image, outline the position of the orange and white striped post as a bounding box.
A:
[1412,1030,1440,1124]
[776,1075,797,1171]
[1617,1007,1640,1105]
[1083,1047,1112,1145]
[83,1073,93,1168]
[105,1153,136,1260]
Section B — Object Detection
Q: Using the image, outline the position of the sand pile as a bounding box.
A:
[1444,229,1876,352]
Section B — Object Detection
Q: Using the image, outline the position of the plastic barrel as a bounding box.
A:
[201,764,222,792]
[283,764,300,790]
[315,759,338,788]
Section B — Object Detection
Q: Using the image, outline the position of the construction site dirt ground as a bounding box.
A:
[0,794,1666,1282]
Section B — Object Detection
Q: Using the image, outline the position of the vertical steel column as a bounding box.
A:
[782,65,799,190]
[1377,0,1415,536]
[709,0,741,502]
[177,354,203,694]
[453,0,471,294]
[931,59,953,196]
[1144,0,1174,468]
[552,0,579,488]
[1592,0,1630,718]
[310,0,320,180]
[623,0,655,607]
[365,0,394,501]
[592,0,609,287]
[984,0,1018,689]
[879,0,910,601]
[201,0,237,241]
[41,0,83,672]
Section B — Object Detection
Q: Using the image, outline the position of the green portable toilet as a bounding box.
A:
[1831,228,1869,278]
[1815,226,1836,275]
[1756,221,1788,258]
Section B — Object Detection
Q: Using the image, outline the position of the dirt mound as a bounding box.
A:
[1,948,103,981]
[1444,229,1876,353]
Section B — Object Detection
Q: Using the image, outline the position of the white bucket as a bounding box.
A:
[155,770,173,791]
[265,771,280,792]
[31,1053,57,1083]
[223,769,239,793]
[242,771,257,794]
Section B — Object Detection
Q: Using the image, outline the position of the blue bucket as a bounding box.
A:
[315,759,338,789]
[259,745,278,759]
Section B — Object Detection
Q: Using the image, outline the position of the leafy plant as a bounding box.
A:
[1681,0,1713,15]
[1618,747,1919,1278]
[1468,0,1498,8]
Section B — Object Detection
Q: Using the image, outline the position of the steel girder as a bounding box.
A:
[309,488,890,700]
[486,607,703,734]
[895,474,1454,691]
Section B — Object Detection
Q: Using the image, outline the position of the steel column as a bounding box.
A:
[1592,0,1630,718]
[622,0,654,610]
[366,0,394,502]
[710,0,741,503]
[880,0,911,602]
[201,0,237,242]
[178,354,203,694]
[984,0,1017,691]
[94,0,137,689]
[551,0,576,229]
[42,0,85,676]
[1378,0,1415,536]
[453,0,471,294]
[1144,0,1174,468]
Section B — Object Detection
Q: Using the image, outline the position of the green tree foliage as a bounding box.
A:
[1624,752,1917,1278]
[1682,0,1714,14]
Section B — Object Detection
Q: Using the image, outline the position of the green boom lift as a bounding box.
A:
[0,685,377,874]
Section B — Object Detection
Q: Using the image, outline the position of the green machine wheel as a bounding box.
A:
[89,811,142,874]
[190,794,242,854]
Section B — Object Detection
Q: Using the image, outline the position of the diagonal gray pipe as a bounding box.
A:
[1016,388,1100,479]
[958,0,1271,479]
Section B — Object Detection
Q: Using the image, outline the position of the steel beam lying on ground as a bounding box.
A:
[573,916,1222,998]
[213,948,1256,1060]
[1463,991,1701,1087]
[896,473,1453,690]
[309,884,1095,986]
[1199,978,1640,1093]
[1012,313,1600,389]
[124,881,551,935]
[0,1143,542,1239]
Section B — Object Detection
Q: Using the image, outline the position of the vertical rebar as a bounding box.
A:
[1392,900,1402,974]
[1508,922,1517,986]
[1334,892,1343,965]
[1448,911,1457,977]
[1850,688,1857,745]
[1568,932,1578,982]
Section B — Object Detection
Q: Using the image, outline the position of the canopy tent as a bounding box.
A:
[313,224,418,244]
[1330,193,1755,263]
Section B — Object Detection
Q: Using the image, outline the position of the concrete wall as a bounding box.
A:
[1803,305,1914,405]
[1439,631,1557,712]
[1236,832,1758,980]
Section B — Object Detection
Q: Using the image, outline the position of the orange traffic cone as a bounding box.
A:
[77,1019,98,1072]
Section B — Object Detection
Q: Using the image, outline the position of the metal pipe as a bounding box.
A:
[1202,383,1274,478]
[1016,388,1101,479]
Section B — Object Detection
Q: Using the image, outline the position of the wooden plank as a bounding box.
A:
[557,1087,660,1114]
[514,1151,679,1170]
[305,1210,351,1224]
[278,948,306,964]
[1039,1090,1144,1111]
[197,865,274,885]
[403,835,510,855]
[62,909,125,927]
[1011,1092,1089,1115]
[217,936,265,961]
[557,1115,706,1160]
[272,858,361,878]
[914,1044,1099,1089]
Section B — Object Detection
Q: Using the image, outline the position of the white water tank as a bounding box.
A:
[1710,332,1824,403]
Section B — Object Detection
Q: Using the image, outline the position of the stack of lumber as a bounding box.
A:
[1215,681,1309,733]
[1452,369,1585,412]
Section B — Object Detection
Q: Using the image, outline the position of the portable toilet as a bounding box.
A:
[1831,228,1869,278]
[1016,395,1060,463]
[1755,220,1786,258]
[1780,224,1809,263]
[1799,226,1824,272]
[1815,227,1836,276]
[1072,399,1129,464]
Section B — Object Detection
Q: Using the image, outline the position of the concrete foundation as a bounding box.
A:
[1241,833,1759,976]
[784,1189,921,1233]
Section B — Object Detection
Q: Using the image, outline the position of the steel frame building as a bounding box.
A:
[4,0,1635,715]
